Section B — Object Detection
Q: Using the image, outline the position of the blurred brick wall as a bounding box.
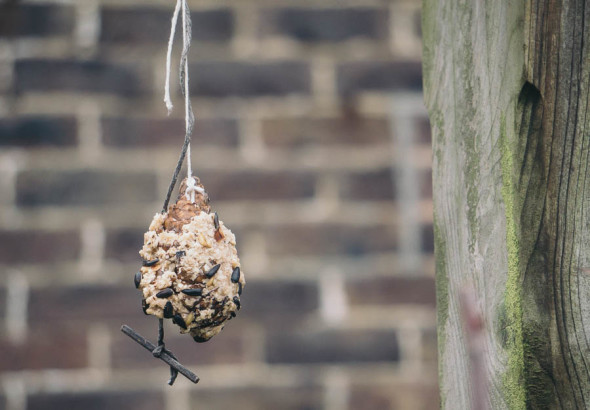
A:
[0,1,436,409]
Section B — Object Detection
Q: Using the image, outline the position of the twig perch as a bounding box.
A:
[121,323,200,384]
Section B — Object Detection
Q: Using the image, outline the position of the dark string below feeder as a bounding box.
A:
[121,0,199,386]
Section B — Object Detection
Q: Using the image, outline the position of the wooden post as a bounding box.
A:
[423,0,590,408]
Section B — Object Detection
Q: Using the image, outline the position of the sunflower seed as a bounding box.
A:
[134,271,142,288]
[182,288,203,297]
[142,258,159,267]
[238,282,243,295]
[233,296,241,310]
[185,312,195,326]
[213,212,219,229]
[156,288,174,298]
[198,233,211,248]
[176,251,186,259]
[142,299,149,315]
[206,264,221,278]
[231,267,240,283]
[173,314,187,329]
[230,311,236,318]
[164,301,174,318]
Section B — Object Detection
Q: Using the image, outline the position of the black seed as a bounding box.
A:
[206,264,221,278]
[231,267,240,283]
[213,212,219,229]
[173,314,187,329]
[193,334,209,343]
[142,258,159,267]
[164,301,174,318]
[238,282,243,295]
[182,288,203,297]
[142,299,149,315]
[156,288,174,298]
[176,251,186,259]
[134,271,141,288]
[230,311,236,318]
[233,296,241,310]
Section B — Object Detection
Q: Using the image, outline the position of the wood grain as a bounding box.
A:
[423,0,590,408]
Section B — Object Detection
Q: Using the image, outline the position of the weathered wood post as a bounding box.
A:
[423,0,590,408]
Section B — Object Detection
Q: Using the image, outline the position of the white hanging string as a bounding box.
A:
[180,0,198,202]
[164,0,181,114]
[163,0,203,204]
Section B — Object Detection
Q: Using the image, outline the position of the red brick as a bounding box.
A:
[190,62,310,97]
[337,61,422,96]
[0,288,5,318]
[0,230,79,264]
[14,60,147,97]
[28,285,141,324]
[417,117,432,144]
[239,280,319,325]
[16,170,157,207]
[349,386,394,410]
[414,9,422,39]
[0,116,77,147]
[201,171,315,200]
[101,8,233,43]
[340,168,432,201]
[260,8,389,42]
[102,118,238,147]
[421,224,434,252]
[266,329,399,364]
[346,276,435,307]
[104,228,144,263]
[340,169,432,201]
[0,325,87,371]
[340,169,395,200]
[422,327,438,364]
[0,4,74,37]
[261,117,390,148]
[27,392,164,410]
[349,382,439,410]
[189,387,323,410]
[422,170,433,199]
[265,224,398,256]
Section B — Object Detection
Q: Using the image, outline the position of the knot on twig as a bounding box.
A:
[152,344,166,358]
[121,324,199,385]
[152,344,180,385]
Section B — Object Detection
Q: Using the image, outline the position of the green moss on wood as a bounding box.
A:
[433,216,449,395]
[499,118,526,410]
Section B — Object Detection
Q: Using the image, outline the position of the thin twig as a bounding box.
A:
[121,325,199,384]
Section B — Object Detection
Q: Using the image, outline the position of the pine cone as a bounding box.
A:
[163,177,210,233]
[136,177,244,342]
